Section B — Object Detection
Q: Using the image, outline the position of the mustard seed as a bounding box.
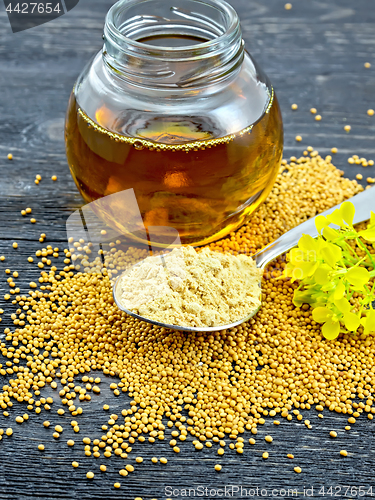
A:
[114,483,121,489]
[7,153,13,160]
[86,472,94,479]
[291,103,298,110]
[340,450,348,457]
[294,467,302,473]
[215,464,222,471]
[72,462,79,468]
[262,452,269,459]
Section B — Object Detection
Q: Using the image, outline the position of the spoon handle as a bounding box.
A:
[254,187,374,269]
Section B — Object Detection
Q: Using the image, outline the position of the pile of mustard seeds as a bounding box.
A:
[1,151,373,490]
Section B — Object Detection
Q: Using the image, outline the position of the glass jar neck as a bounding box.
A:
[102,0,244,91]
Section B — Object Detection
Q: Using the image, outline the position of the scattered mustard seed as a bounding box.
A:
[7,153,13,160]
[262,452,269,459]
[72,462,79,468]
[51,175,57,181]
[38,444,45,451]
[265,435,273,443]
[294,467,302,473]
[344,125,351,132]
[330,431,337,438]
[86,472,94,479]
[340,450,348,457]
[364,62,371,68]
[291,103,298,110]
[114,483,121,489]
[295,135,302,142]
[315,114,322,121]
[215,464,222,471]
[284,3,292,9]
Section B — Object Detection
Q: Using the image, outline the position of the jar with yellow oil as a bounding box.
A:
[65,0,283,246]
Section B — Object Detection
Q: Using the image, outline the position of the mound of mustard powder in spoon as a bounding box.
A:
[118,246,262,328]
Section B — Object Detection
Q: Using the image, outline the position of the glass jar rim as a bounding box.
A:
[105,0,241,60]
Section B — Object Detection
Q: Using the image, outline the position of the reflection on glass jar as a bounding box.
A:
[65,0,283,246]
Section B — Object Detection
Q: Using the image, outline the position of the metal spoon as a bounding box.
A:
[113,188,374,332]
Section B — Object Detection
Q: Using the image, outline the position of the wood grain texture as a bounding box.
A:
[0,0,375,498]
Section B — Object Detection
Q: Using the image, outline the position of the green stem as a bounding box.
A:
[355,236,375,268]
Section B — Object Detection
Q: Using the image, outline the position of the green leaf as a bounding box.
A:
[312,307,332,323]
[322,320,340,340]
[315,215,329,234]
[333,280,346,300]
[327,209,344,227]
[340,202,355,226]
[323,226,340,242]
[334,297,351,314]
[345,267,370,288]
[343,311,361,332]
[320,243,342,267]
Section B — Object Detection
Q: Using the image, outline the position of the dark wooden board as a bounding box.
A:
[0,0,375,498]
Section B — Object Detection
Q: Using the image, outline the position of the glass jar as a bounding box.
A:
[65,0,283,246]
